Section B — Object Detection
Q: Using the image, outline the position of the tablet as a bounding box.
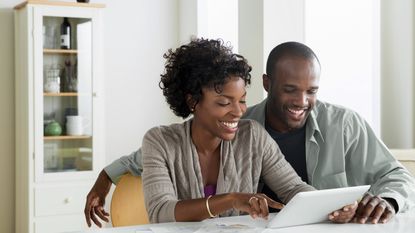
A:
[267,185,370,228]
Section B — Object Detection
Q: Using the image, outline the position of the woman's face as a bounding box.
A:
[192,76,247,141]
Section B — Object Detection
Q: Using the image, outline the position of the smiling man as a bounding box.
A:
[84,42,415,227]
[244,42,415,224]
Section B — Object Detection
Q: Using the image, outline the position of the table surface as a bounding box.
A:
[71,211,415,233]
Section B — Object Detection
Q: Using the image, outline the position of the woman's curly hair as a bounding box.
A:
[159,38,252,118]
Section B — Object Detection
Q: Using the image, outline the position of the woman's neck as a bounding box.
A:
[190,121,221,156]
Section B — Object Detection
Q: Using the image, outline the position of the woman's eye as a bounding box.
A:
[218,102,230,106]
[239,100,246,104]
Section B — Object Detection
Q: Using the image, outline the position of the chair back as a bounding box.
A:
[390,149,415,176]
[110,173,149,226]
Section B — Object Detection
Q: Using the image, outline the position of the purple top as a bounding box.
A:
[204,184,217,197]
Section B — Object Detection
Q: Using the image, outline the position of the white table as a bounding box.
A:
[72,212,415,233]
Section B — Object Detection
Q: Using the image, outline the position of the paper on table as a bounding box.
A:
[149,215,270,233]
[150,222,201,233]
[194,223,265,233]
[203,213,271,228]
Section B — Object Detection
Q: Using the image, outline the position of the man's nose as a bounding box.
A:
[294,92,309,106]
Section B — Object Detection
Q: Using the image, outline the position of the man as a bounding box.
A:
[84,42,415,227]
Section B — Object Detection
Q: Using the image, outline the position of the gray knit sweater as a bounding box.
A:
[142,119,315,223]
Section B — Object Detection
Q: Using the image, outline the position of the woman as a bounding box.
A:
[142,38,315,223]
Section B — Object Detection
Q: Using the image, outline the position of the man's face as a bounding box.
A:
[263,56,320,133]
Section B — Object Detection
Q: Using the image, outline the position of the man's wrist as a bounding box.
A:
[383,197,399,213]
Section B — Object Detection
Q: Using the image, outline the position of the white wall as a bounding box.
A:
[102,0,179,166]
[305,0,381,134]
[238,0,265,106]
[0,1,179,232]
[198,0,238,51]
[239,0,307,106]
[381,0,414,148]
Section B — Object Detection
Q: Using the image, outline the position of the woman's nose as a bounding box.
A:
[232,103,245,117]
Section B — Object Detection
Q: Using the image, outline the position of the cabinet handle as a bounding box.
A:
[93,92,97,97]
[64,197,71,204]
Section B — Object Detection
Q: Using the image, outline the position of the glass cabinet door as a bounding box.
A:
[40,15,94,175]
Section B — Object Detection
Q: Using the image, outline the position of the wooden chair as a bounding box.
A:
[390,149,415,176]
[110,173,149,227]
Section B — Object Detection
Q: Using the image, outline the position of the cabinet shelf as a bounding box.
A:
[44,92,78,97]
[43,48,78,54]
[44,135,92,140]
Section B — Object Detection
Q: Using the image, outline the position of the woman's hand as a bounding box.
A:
[232,193,284,220]
[328,201,358,223]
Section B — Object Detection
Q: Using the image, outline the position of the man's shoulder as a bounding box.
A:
[243,99,267,125]
[313,100,361,122]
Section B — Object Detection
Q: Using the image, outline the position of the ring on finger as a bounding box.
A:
[249,196,258,205]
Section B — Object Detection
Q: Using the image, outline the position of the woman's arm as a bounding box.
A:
[175,193,283,222]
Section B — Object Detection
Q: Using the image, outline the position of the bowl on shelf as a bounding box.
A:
[44,121,62,136]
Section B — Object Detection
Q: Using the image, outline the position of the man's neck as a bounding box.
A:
[265,102,289,133]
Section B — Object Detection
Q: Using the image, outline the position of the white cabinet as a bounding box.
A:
[14,1,105,232]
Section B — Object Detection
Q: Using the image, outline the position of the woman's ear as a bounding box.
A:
[186,94,196,112]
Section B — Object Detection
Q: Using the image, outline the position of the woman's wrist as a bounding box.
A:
[228,192,240,209]
[205,195,216,218]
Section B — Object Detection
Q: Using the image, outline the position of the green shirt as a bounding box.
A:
[243,99,415,212]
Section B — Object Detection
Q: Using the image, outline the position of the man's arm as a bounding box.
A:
[344,113,415,223]
[104,149,143,184]
[84,149,143,227]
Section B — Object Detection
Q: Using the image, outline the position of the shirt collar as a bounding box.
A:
[306,100,324,143]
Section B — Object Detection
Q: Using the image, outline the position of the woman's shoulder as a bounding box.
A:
[237,119,266,135]
[143,121,189,144]
[234,119,269,144]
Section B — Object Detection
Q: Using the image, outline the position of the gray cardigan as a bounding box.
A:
[142,119,314,223]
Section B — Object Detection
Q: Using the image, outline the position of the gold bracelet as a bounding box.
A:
[206,195,216,218]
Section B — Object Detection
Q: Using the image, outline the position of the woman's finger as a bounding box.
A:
[258,197,270,219]
[263,195,284,210]
[248,196,260,218]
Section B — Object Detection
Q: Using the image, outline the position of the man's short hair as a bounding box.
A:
[266,41,320,76]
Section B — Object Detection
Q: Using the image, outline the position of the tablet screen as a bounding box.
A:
[267,185,370,228]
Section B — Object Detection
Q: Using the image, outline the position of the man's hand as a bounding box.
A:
[329,201,358,223]
[84,170,113,227]
[353,193,396,224]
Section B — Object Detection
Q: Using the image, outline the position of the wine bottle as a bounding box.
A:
[60,17,71,49]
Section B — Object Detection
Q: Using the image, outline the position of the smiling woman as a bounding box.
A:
[141,38,315,223]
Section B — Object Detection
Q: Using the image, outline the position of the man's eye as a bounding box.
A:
[284,88,295,93]
[308,89,318,95]
[239,100,246,104]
